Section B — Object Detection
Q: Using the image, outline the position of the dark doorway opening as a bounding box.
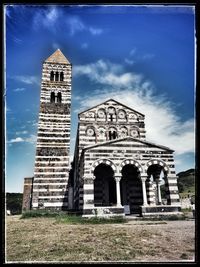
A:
[94,163,116,206]
[120,164,142,214]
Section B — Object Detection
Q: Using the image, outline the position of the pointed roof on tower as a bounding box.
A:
[44,49,70,64]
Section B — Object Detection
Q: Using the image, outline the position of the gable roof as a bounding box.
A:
[44,49,71,64]
[82,136,174,152]
[78,98,145,117]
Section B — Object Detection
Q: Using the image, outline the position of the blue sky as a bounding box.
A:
[5,5,195,193]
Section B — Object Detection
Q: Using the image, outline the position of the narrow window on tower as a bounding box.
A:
[50,92,55,103]
[50,71,54,81]
[60,72,64,81]
[55,71,59,81]
[57,92,62,103]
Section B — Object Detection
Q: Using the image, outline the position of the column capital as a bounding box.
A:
[140,174,147,182]
[115,176,122,182]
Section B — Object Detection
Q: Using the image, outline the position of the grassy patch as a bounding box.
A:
[21,210,66,219]
[6,216,195,262]
[133,214,187,221]
[21,210,126,224]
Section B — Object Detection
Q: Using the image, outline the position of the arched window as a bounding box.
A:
[57,92,62,103]
[55,71,59,81]
[60,72,64,82]
[50,92,55,103]
[108,129,117,140]
[108,106,116,122]
[50,71,54,81]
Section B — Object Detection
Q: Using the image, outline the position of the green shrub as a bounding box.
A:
[6,193,23,215]
[21,210,66,219]
[21,210,126,224]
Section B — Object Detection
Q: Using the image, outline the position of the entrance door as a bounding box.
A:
[94,163,116,206]
[120,164,142,214]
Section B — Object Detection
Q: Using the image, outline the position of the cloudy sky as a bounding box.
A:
[5,5,195,193]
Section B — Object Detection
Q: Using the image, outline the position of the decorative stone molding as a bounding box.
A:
[119,159,143,173]
[91,158,117,173]
[145,159,169,173]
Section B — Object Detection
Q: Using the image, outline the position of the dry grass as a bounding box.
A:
[5,215,195,263]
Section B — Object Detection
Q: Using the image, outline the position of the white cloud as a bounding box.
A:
[74,59,144,88]
[13,87,26,92]
[81,42,89,49]
[130,48,137,56]
[127,47,155,64]
[74,60,194,156]
[89,27,103,35]
[66,15,103,36]
[125,58,135,65]
[33,7,60,31]
[12,75,40,85]
[67,16,85,35]
[7,134,37,144]
[16,130,28,135]
[141,53,155,60]
[33,8,103,36]
[8,137,24,143]
[25,134,37,144]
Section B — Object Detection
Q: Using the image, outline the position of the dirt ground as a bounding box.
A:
[5,215,196,263]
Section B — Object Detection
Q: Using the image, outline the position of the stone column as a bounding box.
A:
[141,176,148,206]
[115,176,122,206]
[156,179,162,205]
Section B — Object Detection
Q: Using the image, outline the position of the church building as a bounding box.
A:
[22,49,181,217]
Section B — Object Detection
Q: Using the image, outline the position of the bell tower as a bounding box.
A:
[31,49,72,210]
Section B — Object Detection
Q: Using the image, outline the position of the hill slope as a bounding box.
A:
[176,168,195,198]
[6,193,23,214]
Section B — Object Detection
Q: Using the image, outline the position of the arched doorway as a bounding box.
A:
[94,163,116,206]
[147,164,169,205]
[120,164,143,214]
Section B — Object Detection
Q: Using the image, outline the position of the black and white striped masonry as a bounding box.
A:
[31,49,72,210]
[22,50,181,217]
[73,99,181,217]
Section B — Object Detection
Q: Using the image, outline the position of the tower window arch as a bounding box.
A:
[57,92,62,103]
[50,71,54,81]
[60,72,64,82]
[50,92,55,103]
[55,71,59,81]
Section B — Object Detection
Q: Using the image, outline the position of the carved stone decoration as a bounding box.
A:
[97,109,106,118]
[118,110,126,119]
[108,107,116,114]
[130,128,138,137]
[129,113,136,119]
[98,126,106,138]
[86,127,95,136]
[120,126,128,138]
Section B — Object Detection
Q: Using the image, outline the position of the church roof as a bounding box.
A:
[79,98,145,117]
[44,49,71,64]
[83,136,174,152]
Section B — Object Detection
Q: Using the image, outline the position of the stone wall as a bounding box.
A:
[22,177,33,211]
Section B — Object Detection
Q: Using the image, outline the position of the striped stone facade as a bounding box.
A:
[22,50,181,217]
[73,99,181,217]
[31,49,72,210]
